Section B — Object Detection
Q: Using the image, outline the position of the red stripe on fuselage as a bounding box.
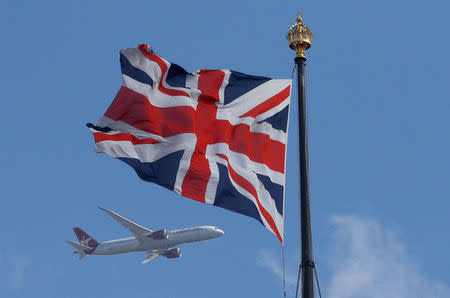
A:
[104,87,195,138]
[216,154,282,243]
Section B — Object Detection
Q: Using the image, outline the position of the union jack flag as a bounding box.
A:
[88,44,291,242]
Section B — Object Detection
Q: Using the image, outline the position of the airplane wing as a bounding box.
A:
[99,207,152,240]
[142,251,160,264]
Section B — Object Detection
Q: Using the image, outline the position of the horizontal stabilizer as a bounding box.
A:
[66,240,91,251]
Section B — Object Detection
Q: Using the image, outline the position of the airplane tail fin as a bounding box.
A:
[73,227,99,248]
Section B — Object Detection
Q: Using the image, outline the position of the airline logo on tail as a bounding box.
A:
[73,227,99,249]
[80,237,92,247]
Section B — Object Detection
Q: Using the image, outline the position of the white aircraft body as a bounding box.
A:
[67,207,224,263]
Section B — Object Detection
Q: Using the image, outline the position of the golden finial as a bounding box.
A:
[287,12,313,59]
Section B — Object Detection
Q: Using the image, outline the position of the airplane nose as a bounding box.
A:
[208,226,224,238]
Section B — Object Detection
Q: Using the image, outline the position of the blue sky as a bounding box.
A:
[1,1,449,297]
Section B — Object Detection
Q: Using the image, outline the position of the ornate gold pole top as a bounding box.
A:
[286,12,313,59]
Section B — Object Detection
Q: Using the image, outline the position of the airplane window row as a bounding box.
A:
[171,227,204,233]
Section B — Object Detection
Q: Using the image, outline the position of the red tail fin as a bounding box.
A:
[73,227,99,248]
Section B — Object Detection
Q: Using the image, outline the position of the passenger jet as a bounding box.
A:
[66,207,224,263]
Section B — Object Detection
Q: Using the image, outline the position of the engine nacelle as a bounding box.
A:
[150,229,168,240]
[163,248,182,259]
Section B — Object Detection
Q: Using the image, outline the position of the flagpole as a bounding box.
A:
[287,13,315,298]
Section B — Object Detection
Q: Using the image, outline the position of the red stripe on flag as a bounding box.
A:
[240,85,290,118]
[213,121,285,173]
[179,98,214,201]
[104,87,195,138]
[138,45,190,98]
[216,154,282,243]
[93,132,159,145]
[197,69,225,102]
[181,70,225,202]
[180,149,211,202]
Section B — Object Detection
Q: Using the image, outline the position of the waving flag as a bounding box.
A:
[88,44,291,242]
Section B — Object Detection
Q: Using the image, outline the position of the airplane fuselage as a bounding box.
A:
[67,208,224,263]
[91,226,223,256]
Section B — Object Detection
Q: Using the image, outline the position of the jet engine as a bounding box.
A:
[150,229,168,240]
[163,248,182,259]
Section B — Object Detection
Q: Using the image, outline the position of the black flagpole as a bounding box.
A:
[287,13,315,298]
[296,56,314,298]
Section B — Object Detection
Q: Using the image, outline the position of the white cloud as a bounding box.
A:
[256,249,297,289]
[0,252,27,291]
[10,255,27,290]
[327,215,450,298]
[258,215,450,298]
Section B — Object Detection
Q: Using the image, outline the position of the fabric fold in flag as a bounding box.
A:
[88,44,292,242]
